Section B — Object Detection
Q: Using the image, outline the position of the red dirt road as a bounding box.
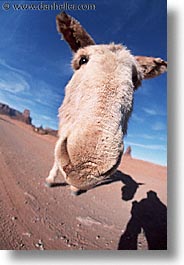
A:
[0,115,167,250]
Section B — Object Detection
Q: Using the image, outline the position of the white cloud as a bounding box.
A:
[0,60,30,94]
[0,59,30,78]
[141,134,167,142]
[0,74,29,93]
[0,60,61,108]
[0,92,35,112]
[127,133,167,142]
[40,115,53,121]
[131,113,144,122]
[32,80,62,107]
[152,121,166,131]
[125,141,166,151]
[143,107,166,116]
[143,107,157,115]
[141,134,155,140]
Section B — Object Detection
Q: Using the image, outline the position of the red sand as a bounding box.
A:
[0,115,167,250]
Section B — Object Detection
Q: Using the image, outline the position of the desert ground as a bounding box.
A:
[0,114,167,250]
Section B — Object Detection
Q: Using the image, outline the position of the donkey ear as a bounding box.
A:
[135,56,167,79]
[56,12,95,52]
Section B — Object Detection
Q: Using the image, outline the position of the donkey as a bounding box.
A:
[45,12,167,195]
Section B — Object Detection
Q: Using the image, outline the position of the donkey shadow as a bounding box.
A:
[95,170,144,201]
[118,190,167,250]
[48,170,143,200]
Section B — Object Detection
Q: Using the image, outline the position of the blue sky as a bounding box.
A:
[0,0,167,165]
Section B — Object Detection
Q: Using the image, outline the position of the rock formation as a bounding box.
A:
[0,103,32,125]
[124,146,132,157]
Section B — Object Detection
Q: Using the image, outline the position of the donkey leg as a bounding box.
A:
[45,160,59,187]
[45,136,68,187]
[70,185,81,196]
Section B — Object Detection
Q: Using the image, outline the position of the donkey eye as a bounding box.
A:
[79,56,88,66]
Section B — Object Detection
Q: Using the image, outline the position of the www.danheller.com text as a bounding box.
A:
[2,1,97,11]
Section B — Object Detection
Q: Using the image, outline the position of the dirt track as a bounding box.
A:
[0,115,167,250]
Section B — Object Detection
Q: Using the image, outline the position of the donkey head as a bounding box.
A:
[54,12,167,191]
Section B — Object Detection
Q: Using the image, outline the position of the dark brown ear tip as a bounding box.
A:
[56,12,71,33]
[56,12,95,52]
[56,12,68,21]
[154,58,167,67]
[56,12,71,28]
